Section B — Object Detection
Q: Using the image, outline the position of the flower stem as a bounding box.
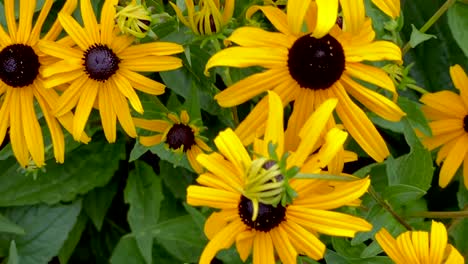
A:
[368,187,413,230]
[408,211,468,218]
[402,0,457,55]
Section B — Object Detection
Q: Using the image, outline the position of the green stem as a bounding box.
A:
[368,187,413,230]
[408,211,468,218]
[407,84,429,94]
[402,0,457,55]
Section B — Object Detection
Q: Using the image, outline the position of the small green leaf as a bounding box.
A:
[124,161,164,264]
[58,213,88,264]
[0,201,82,264]
[6,241,18,264]
[83,177,119,231]
[0,214,24,235]
[448,3,468,57]
[409,24,437,48]
[110,236,146,264]
[149,143,193,172]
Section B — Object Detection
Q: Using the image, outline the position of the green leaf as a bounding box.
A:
[409,24,437,48]
[83,177,119,231]
[449,218,468,257]
[386,142,433,192]
[6,241,18,264]
[149,143,193,172]
[448,3,468,57]
[154,215,206,263]
[58,213,88,264]
[0,215,24,235]
[332,237,366,259]
[403,0,468,93]
[124,161,164,264]
[0,201,82,264]
[382,184,426,206]
[159,160,194,200]
[110,236,145,264]
[0,137,124,206]
[398,97,431,138]
[324,249,393,264]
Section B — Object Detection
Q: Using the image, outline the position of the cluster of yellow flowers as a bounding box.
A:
[0,0,466,263]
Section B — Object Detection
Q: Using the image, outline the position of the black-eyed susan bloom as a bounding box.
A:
[371,0,400,19]
[187,91,372,263]
[0,0,91,167]
[133,110,211,174]
[170,0,234,36]
[376,221,464,264]
[420,65,468,188]
[38,0,184,143]
[205,0,405,162]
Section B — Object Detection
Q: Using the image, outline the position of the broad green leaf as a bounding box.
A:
[448,3,468,57]
[110,236,145,264]
[124,161,164,264]
[0,137,124,206]
[183,204,206,232]
[398,97,431,138]
[403,0,468,93]
[332,237,367,259]
[324,249,393,264]
[149,143,193,172]
[83,177,119,231]
[409,24,437,48]
[386,141,433,192]
[0,201,82,264]
[58,213,88,264]
[0,215,24,235]
[159,160,194,200]
[457,170,468,208]
[449,218,468,257]
[154,215,206,263]
[382,184,426,206]
[6,241,18,264]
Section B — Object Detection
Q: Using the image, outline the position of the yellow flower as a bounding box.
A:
[38,0,184,143]
[133,110,211,174]
[187,91,372,263]
[170,0,235,36]
[420,65,468,188]
[0,0,89,167]
[376,221,464,264]
[115,0,152,38]
[205,0,405,162]
[371,0,401,19]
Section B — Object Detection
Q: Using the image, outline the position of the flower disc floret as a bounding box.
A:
[165,123,196,152]
[288,34,345,90]
[238,195,286,232]
[83,44,120,82]
[0,44,40,87]
[464,115,468,133]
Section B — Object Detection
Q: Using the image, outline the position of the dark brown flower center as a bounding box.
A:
[83,44,120,82]
[166,124,195,152]
[288,34,345,90]
[0,44,40,87]
[238,195,286,232]
[464,115,468,133]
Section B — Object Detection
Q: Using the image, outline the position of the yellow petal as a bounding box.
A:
[420,91,467,119]
[345,62,396,93]
[110,88,137,138]
[340,0,366,34]
[344,41,401,62]
[284,89,315,151]
[119,42,184,59]
[270,226,297,264]
[439,134,468,188]
[17,0,35,44]
[55,75,88,117]
[4,0,17,42]
[375,228,406,263]
[236,230,255,261]
[246,5,289,35]
[58,13,92,50]
[205,210,238,239]
[282,221,325,260]
[371,0,400,19]
[30,0,54,42]
[112,73,143,114]
[450,64,468,109]
[429,221,448,264]
[287,0,311,35]
[187,185,240,209]
[263,91,284,158]
[120,56,183,72]
[43,0,78,41]
[20,87,45,166]
[9,90,30,167]
[312,0,339,38]
[332,83,389,162]
[253,232,275,264]
[100,0,118,44]
[139,135,163,146]
[119,69,166,95]
[73,82,98,140]
[214,128,251,177]
[197,152,244,191]
[226,27,292,48]
[342,75,405,121]
[38,40,83,60]
[99,82,117,142]
[133,118,170,132]
[215,68,290,107]
[205,47,288,75]
[80,0,100,43]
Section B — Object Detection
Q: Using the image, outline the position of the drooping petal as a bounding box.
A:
[9,90,30,167]
[284,89,315,151]
[282,221,325,260]
[100,0,118,44]
[262,91,284,158]
[344,41,401,62]
[345,63,396,93]
[197,152,244,191]
[110,87,137,138]
[187,185,240,209]
[119,69,166,95]
[30,0,54,42]
[205,209,239,239]
[270,226,297,264]
[20,87,45,167]
[55,75,88,116]
[73,82,99,140]
[236,230,255,261]
[112,73,143,114]
[332,83,389,162]
[133,118,170,132]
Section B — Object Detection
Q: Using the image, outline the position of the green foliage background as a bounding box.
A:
[0,0,467,263]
